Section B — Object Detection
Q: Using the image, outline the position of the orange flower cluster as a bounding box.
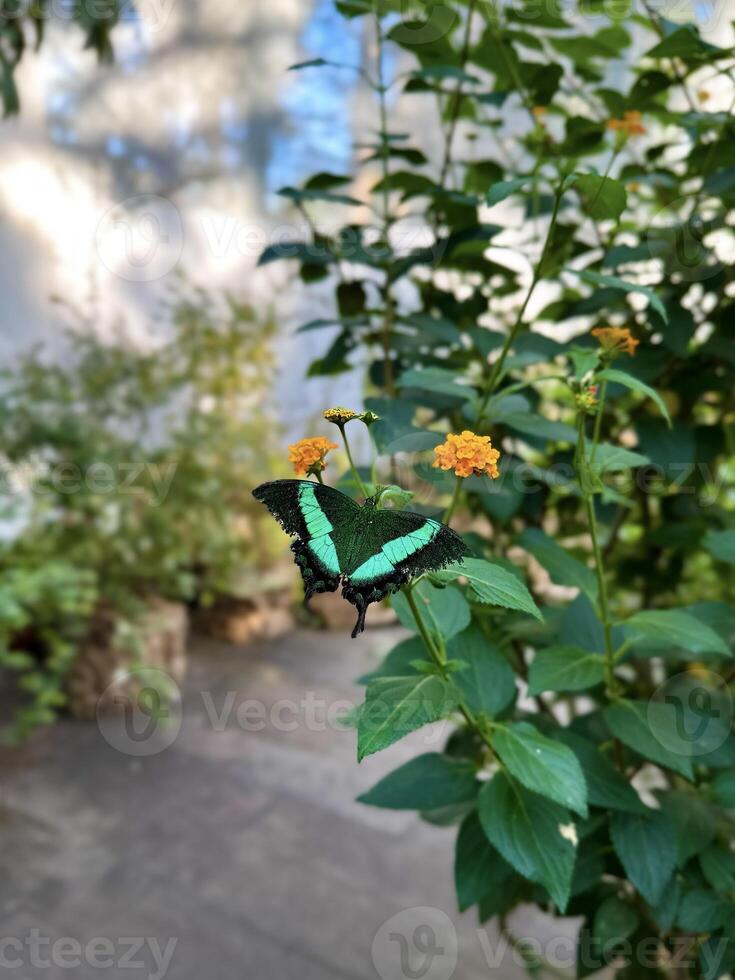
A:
[433,430,501,479]
[591,326,640,357]
[288,436,338,477]
[607,110,645,136]
[532,105,548,118]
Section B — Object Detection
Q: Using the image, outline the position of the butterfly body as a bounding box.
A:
[253,480,467,637]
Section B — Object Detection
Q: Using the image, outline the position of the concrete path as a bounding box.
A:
[0,627,576,980]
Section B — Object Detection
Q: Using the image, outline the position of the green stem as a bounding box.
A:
[373,5,396,395]
[576,414,619,700]
[314,470,325,485]
[442,477,463,526]
[477,185,564,424]
[437,0,477,189]
[340,425,368,499]
[590,377,609,462]
[404,584,494,751]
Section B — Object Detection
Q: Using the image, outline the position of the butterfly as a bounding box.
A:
[253,480,468,637]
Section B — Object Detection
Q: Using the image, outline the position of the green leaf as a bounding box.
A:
[571,268,668,324]
[357,675,459,761]
[397,367,475,400]
[278,185,362,207]
[448,625,516,717]
[622,609,732,658]
[644,27,723,62]
[610,809,677,905]
[518,528,598,604]
[555,731,648,814]
[597,368,672,426]
[703,530,735,565]
[604,699,694,780]
[664,790,717,866]
[392,581,471,640]
[677,889,728,932]
[486,177,534,206]
[478,772,577,911]
[590,443,650,475]
[593,896,639,947]
[440,557,542,620]
[710,771,735,808]
[573,174,627,221]
[527,646,605,695]
[492,721,588,817]
[357,753,478,810]
[454,812,514,912]
[700,845,735,894]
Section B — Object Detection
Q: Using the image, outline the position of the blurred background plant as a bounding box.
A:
[0,288,285,737]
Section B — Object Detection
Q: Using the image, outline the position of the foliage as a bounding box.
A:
[266,3,735,976]
[0,0,122,115]
[0,290,284,736]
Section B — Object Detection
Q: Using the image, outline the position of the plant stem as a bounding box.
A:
[314,470,324,485]
[404,584,494,751]
[591,377,609,462]
[438,0,477,189]
[477,185,564,423]
[340,425,368,499]
[576,414,619,700]
[373,4,396,395]
[442,477,463,525]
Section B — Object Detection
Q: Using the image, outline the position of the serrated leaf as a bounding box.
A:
[357,675,458,760]
[492,721,588,816]
[454,812,514,912]
[604,699,694,780]
[610,809,677,905]
[677,889,728,932]
[392,581,471,640]
[357,753,478,810]
[440,558,542,620]
[555,731,648,814]
[593,896,639,947]
[527,646,605,695]
[598,368,672,426]
[478,771,577,911]
[519,528,598,603]
[622,609,731,658]
[448,625,516,717]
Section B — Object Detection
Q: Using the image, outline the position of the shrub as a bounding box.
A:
[0,290,284,735]
[264,3,735,975]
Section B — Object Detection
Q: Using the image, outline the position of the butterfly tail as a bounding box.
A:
[350,596,369,638]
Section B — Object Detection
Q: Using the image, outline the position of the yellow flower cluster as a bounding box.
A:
[607,110,645,136]
[591,326,640,357]
[433,430,501,479]
[288,437,338,477]
[324,407,357,426]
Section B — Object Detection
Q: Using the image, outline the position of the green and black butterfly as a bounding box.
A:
[253,480,468,637]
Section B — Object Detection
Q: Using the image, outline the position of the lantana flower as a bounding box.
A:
[288,436,338,477]
[591,326,640,357]
[324,407,358,427]
[433,430,501,479]
[576,384,599,413]
[606,110,645,137]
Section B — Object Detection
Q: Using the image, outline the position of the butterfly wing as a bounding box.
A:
[342,509,468,637]
[252,480,360,601]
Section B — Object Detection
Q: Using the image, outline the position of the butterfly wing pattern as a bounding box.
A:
[253,480,468,637]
